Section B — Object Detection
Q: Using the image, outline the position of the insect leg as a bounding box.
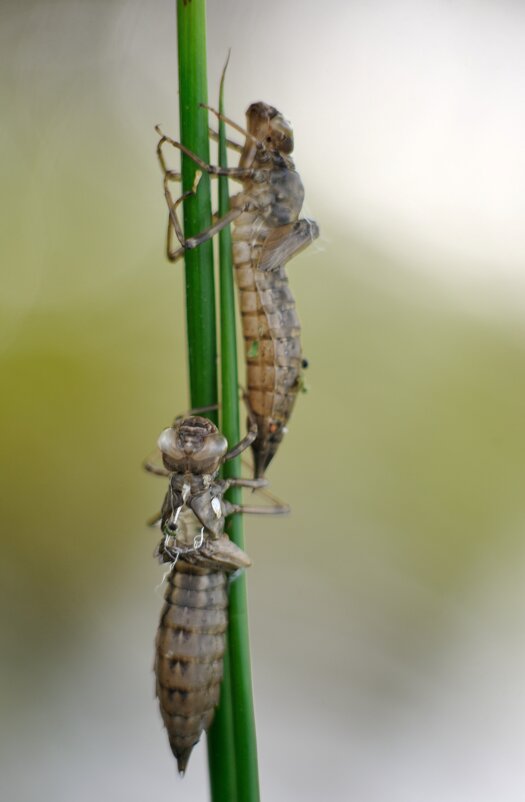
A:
[200,104,259,146]
[223,404,259,461]
[223,429,256,461]
[224,477,269,490]
[223,500,290,516]
[169,206,244,261]
[156,127,256,180]
[163,173,247,261]
[164,174,202,261]
[208,127,243,153]
[143,459,170,477]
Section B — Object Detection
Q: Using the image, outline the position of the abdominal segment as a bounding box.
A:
[235,254,302,478]
[155,561,229,774]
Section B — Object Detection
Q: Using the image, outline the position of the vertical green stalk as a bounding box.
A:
[177,1,235,795]
[217,61,261,802]
[176,6,260,800]
[177,0,216,411]
[205,56,238,802]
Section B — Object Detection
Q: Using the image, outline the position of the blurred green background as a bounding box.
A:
[3,1,525,800]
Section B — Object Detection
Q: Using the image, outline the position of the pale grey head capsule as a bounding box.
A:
[246,101,294,155]
[158,416,228,475]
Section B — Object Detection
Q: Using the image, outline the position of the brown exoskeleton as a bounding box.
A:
[145,415,286,774]
[156,102,319,477]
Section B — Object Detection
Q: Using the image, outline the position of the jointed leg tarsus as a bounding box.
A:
[224,501,290,516]
[226,477,269,490]
[156,125,255,180]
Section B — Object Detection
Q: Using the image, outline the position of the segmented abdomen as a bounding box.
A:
[155,561,229,774]
[234,228,302,478]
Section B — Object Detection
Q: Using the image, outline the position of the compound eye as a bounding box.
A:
[271,115,294,153]
[157,428,179,459]
[199,433,228,460]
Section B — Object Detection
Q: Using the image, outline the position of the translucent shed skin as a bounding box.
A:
[231,102,319,476]
[157,102,319,477]
[147,416,284,774]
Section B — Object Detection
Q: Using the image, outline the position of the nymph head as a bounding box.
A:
[246,101,294,155]
[157,416,228,475]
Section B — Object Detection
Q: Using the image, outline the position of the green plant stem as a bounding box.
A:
[176,4,237,800]
[205,58,239,802]
[177,0,217,411]
[217,64,261,802]
[207,645,237,800]
[176,7,260,798]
